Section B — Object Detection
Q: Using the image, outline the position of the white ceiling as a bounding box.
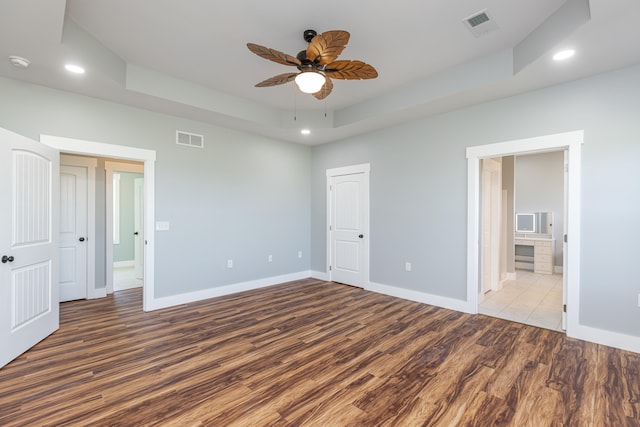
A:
[0,0,639,145]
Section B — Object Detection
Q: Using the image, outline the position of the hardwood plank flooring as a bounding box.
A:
[0,278,638,426]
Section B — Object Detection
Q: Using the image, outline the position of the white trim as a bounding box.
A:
[325,163,370,287]
[113,260,135,268]
[59,154,98,300]
[147,271,311,310]
[367,281,472,314]
[104,161,144,295]
[40,135,156,312]
[467,131,583,331]
[310,270,330,281]
[570,324,640,354]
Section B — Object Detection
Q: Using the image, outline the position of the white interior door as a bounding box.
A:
[0,128,59,369]
[59,165,88,302]
[329,172,368,287]
[134,177,144,280]
[480,158,502,296]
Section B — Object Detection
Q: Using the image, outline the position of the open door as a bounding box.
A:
[134,177,144,280]
[0,128,59,369]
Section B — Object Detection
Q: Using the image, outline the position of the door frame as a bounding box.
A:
[40,135,156,312]
[59,154,98,299]
[480,157,502,298]
[326,163,370,287]
[104,161,144,294]
[466,130,582,337]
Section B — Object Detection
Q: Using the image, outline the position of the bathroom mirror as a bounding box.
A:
[515,211,553,235]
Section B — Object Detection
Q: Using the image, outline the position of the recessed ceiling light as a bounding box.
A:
[301,129,311,135]
[65,64,85,74]
[553,49,575,61]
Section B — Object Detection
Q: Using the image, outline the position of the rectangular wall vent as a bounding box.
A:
[463,9,499,37]
[176,130,204,148]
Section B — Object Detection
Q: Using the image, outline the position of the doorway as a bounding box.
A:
[466,131,582,336]
[106,161,144,293]
[41,135,156,311]
[326,164,370,288]
[479,152,565,331]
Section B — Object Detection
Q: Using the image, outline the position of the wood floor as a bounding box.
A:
[1,279,638,426]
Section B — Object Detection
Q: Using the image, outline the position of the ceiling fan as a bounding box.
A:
[247,29,378,100]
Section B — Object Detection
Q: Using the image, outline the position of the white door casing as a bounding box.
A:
[41,135,155,311]
[466,130,582,339]
[326,164,370,288]
[562,150,569,330]
[0,128,59,369]
[134,177,144,280]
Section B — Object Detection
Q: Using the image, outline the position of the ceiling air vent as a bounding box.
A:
[463,9,499,38]
[176,130,204,148]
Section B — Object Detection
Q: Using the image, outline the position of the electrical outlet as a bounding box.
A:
[227,259,233,268]
[298,251,302,259]
[405,262,412,272]
[268,255,273,262]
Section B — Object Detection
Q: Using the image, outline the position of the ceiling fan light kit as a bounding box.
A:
[247,29,378,99]
[295,70,326,93]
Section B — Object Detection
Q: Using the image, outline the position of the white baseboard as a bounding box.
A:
[367,281,472,314]
[310,270,329,281]
[114,260,135,268]
[147,270,312,311]
[569,324,640,354]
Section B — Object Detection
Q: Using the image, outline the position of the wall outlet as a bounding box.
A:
[298,251,303,259]
[227,259,233,268]
[268,255,273,262]
[405,262,412,272]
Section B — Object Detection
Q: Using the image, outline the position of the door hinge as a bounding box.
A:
[564,234,568,243]
[563,304,567,313]
[329,265,332,271]
[329,225,332,231]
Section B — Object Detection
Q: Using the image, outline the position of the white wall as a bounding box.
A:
[0,77,311,299]
[311,64,640,339]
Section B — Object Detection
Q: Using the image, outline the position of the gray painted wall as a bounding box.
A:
[311,64,640,337]
[113,172,143,262]
[515,151,564,267]
[0,77,311,299]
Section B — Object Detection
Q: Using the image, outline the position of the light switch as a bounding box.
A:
[156,221,170,231]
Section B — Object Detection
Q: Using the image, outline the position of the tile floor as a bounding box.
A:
[479,269,564,331]
[113,265,143,291]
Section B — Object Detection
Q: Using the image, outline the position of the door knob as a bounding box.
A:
[79,237,85,242]
[2,255,14,263]
[134,232,139,235]
[358,234,364,238]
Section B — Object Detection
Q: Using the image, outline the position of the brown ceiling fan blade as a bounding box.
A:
[255,73,298,87]
[324,60,378,80]
[313,77,333,100]
[247,43,301,67]
[306,30,350,65]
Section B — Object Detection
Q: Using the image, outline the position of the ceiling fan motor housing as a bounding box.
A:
[303,29,317,43]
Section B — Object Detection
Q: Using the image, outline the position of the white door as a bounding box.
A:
[329,172,368,287]
[0,128,59,369]
[134,177,144,280]
[59,165,88,301]
[480,158,502,296]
